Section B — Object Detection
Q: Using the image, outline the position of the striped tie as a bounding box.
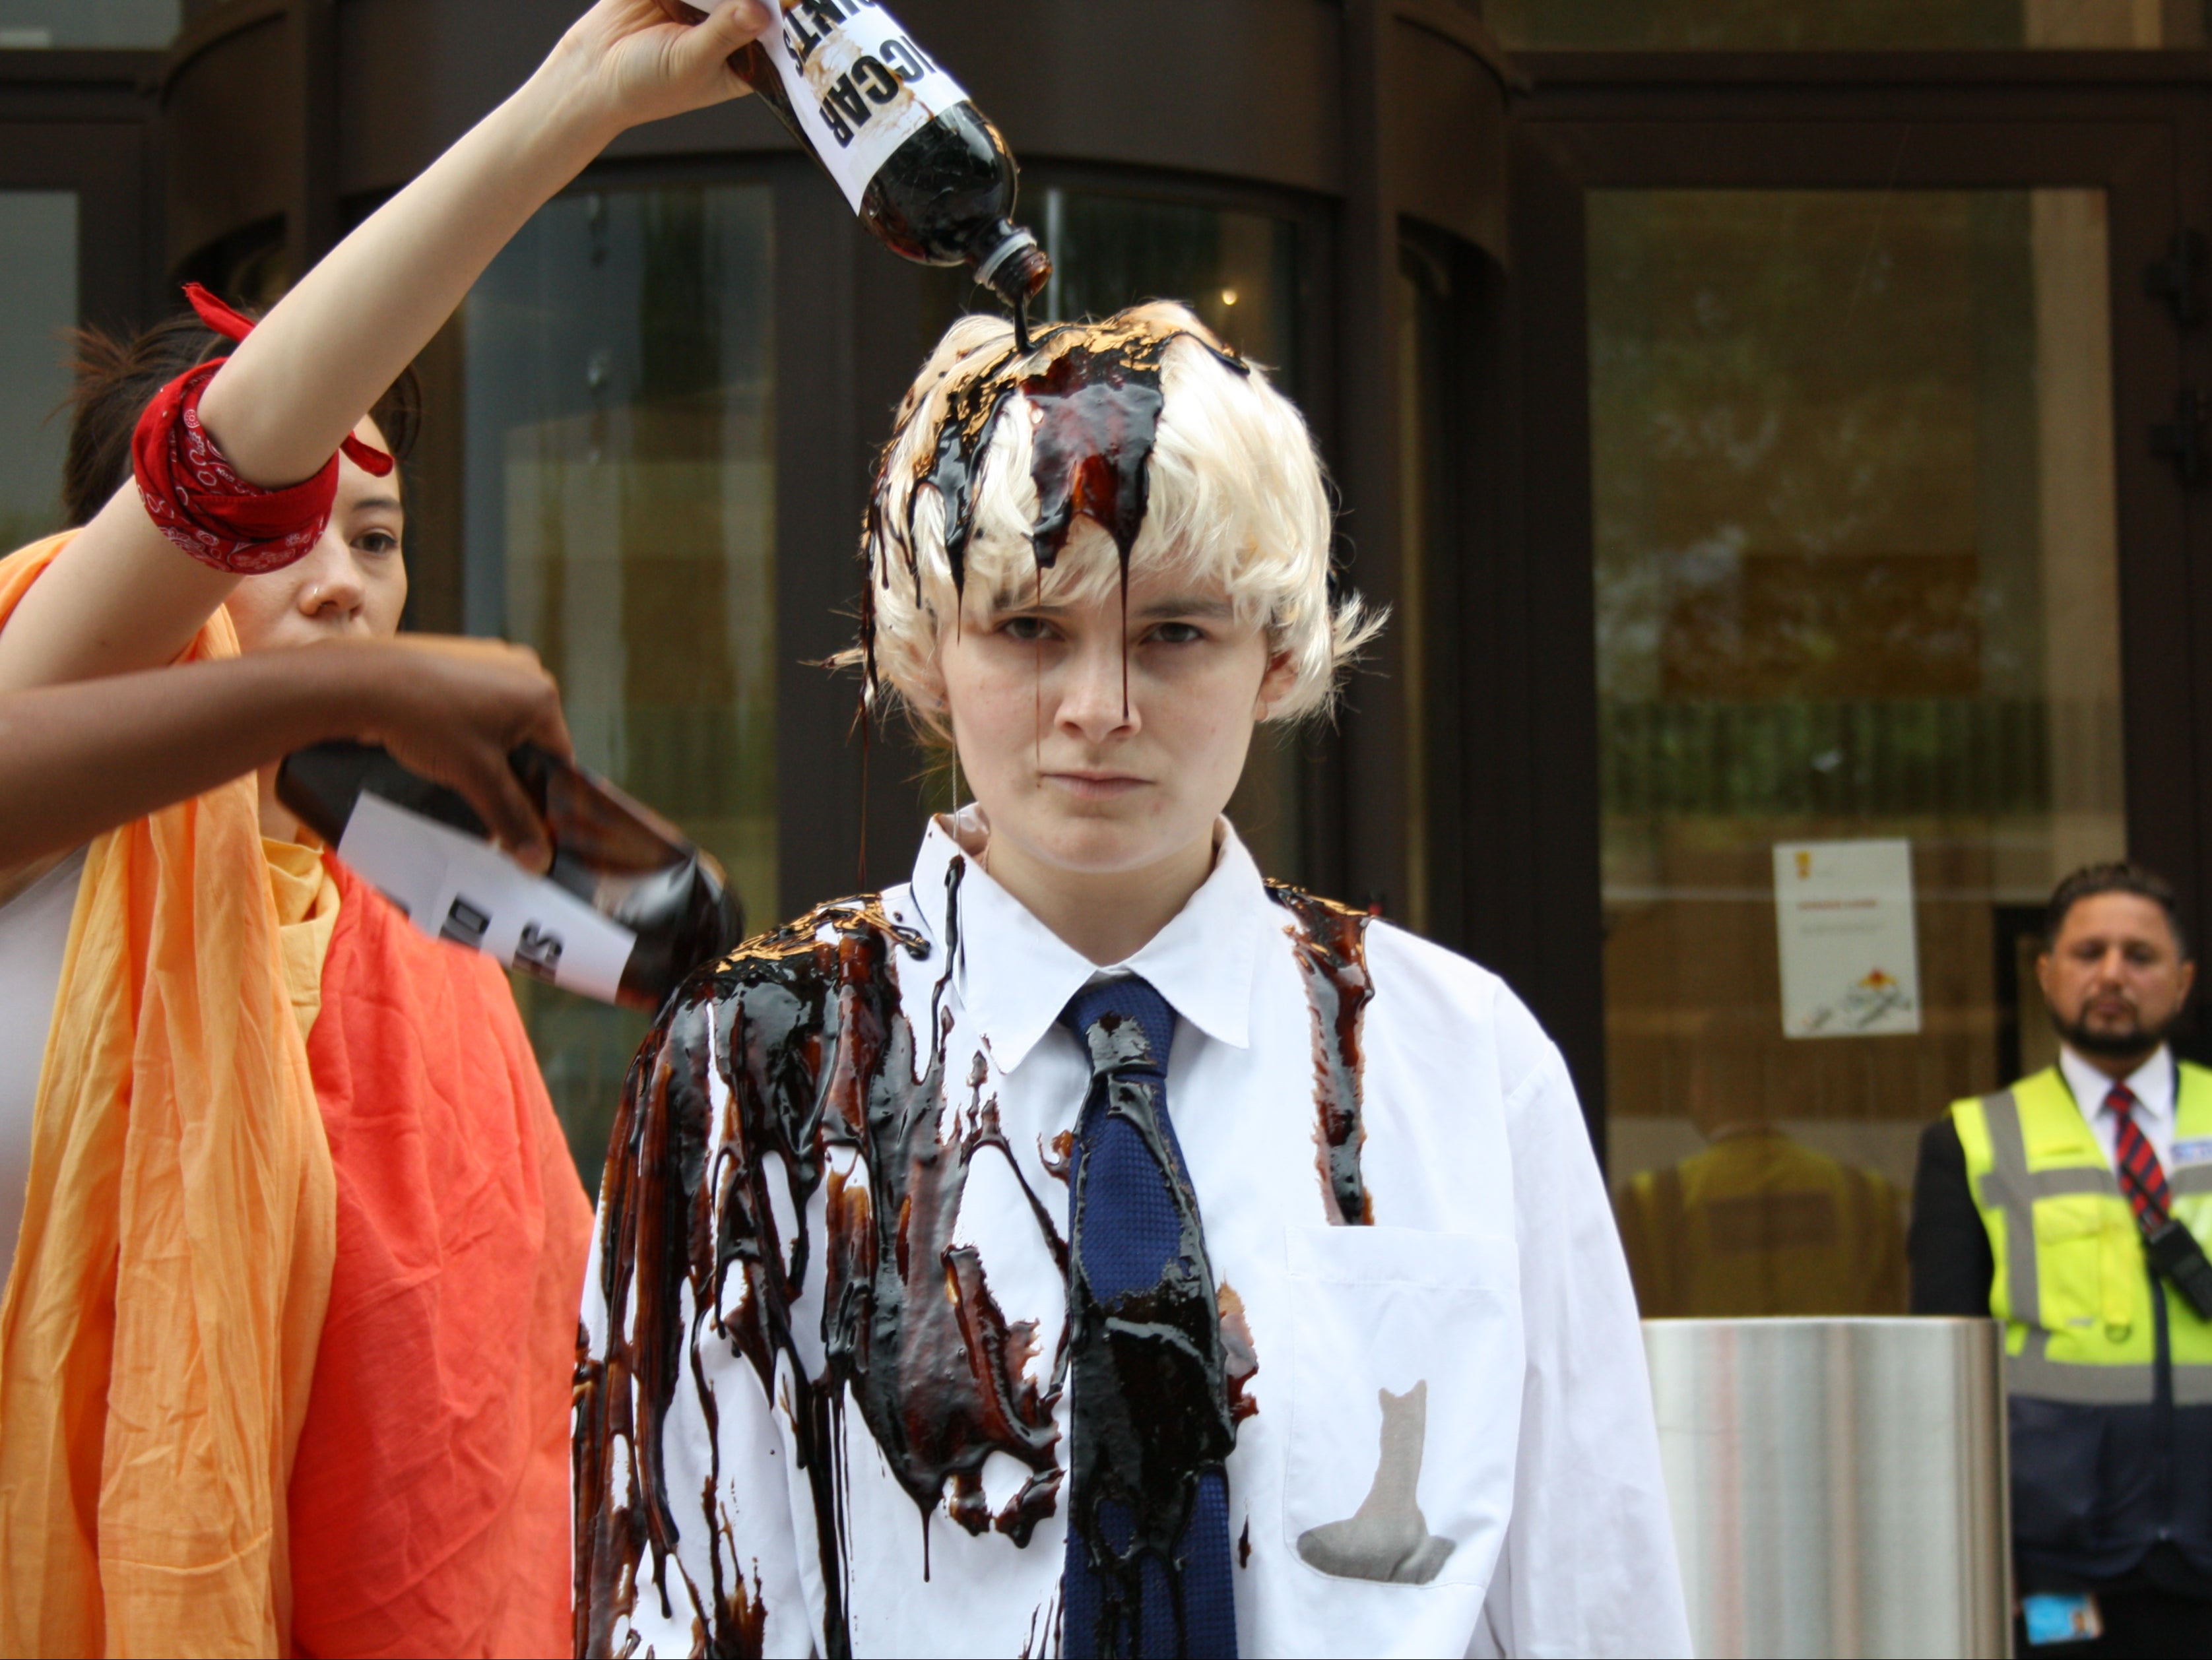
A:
[2108,1085,2172,1229]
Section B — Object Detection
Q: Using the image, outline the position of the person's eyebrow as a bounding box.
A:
[979,587,1232,620]
[350,495,405,515]
[1136,594,1234,620]
[984,586,1060,615]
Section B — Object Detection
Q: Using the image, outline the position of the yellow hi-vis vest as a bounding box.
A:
[1953,1064,2212,1407]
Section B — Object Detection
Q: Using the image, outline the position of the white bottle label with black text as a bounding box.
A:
[762,0,971,212]
[337,792,637,1005]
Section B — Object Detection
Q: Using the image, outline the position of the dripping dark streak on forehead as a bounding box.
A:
[876,313,1250,623]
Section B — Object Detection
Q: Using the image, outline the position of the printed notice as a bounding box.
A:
[338,792,637,1004]
[1773,839,1922,1038]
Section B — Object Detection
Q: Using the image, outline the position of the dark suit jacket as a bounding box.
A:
[1908,1113,1996,1316]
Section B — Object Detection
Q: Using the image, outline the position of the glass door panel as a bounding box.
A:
[0,2,178,48]
[462,181,776,1188]
[1589,187,2127,1316]
[0,189,75,550]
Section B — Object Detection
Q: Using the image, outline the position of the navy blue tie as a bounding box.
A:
[1058,976,1239,1659]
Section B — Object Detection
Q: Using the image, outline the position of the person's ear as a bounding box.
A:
[2034,949,2058,1007]
[1254,648,1297,720]
[2178,956,2197,1005]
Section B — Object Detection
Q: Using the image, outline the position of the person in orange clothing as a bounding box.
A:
[32,325,595,1658]
[0,631,575,1300]
[0,3,778,1653]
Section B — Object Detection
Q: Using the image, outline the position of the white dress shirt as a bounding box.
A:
[2058,1043,2178,1176]
[580,812,1691,1658]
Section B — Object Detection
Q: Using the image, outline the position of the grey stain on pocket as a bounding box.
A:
[1295,1380,1456,1585]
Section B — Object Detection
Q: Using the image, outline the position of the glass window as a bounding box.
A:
[0,191,75,550]
[928,187,1313,881]
[462,182,775,1188]
[1491,0,2201,50]
[0,1,179,49]
[1398,249,1447,937]
[1588,187,2126,1316]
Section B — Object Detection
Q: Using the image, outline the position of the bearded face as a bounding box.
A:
[2039,891,2197,1066]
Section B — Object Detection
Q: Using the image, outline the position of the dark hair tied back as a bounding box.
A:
[61,300,422,530]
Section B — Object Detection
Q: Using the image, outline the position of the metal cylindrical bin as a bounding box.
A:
[1643,1317,2011,1659]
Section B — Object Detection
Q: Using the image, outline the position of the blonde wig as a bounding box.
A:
[860,301,1381,736]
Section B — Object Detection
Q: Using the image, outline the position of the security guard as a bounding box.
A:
[1911,862,2212,1656]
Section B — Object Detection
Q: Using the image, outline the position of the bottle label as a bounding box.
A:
[337,791,639,1005]
[761,0,972,212]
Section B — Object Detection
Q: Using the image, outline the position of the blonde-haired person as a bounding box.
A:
[576,304,1691,1659]
[864,303,1367,728]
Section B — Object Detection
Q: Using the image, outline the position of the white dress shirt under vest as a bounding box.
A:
[2059,1042,2179,1176]
[581,810,1691,1658]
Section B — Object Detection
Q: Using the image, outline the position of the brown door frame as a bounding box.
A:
[1502,53,2212,1148]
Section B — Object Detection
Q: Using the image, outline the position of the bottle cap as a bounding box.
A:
[974,226,1051,298]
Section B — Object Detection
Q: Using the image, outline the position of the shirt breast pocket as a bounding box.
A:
[1280,1225,1522,1591]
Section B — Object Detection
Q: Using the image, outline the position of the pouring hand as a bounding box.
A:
[341,636,575,874]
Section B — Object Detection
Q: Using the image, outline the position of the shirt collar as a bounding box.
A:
[2060,1042,2175,1122]
[905,807,1270,1074]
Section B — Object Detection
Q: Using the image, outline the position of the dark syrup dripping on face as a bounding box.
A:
[1268,883,1379,1227]
[877,313,1249,718]
[577,865,1072,1658]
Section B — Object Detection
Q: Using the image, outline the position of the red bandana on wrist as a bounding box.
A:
[131,284,395,575]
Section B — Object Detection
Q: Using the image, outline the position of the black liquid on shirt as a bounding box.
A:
[1273,883,1379,1227]
[574,872,1376,1656]
[576,862,1065,1659]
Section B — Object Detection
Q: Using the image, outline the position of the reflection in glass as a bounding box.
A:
[1491,0,2199,49]
[927,188,1312,881]
[0,191,75,550]
[464,183,775,1189]
[1588,188,2127,1316]
[0,1,178,48]
[1033,189,1300,377]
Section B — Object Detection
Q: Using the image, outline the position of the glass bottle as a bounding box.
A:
[659,0,1052,342]
[278,740,745,1012]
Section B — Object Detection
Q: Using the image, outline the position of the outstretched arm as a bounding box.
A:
[0,635,571,873]
[0,0,772,693]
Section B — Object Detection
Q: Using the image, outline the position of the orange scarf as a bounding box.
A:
[287,860,589,1658]
[0,534,338,1657]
